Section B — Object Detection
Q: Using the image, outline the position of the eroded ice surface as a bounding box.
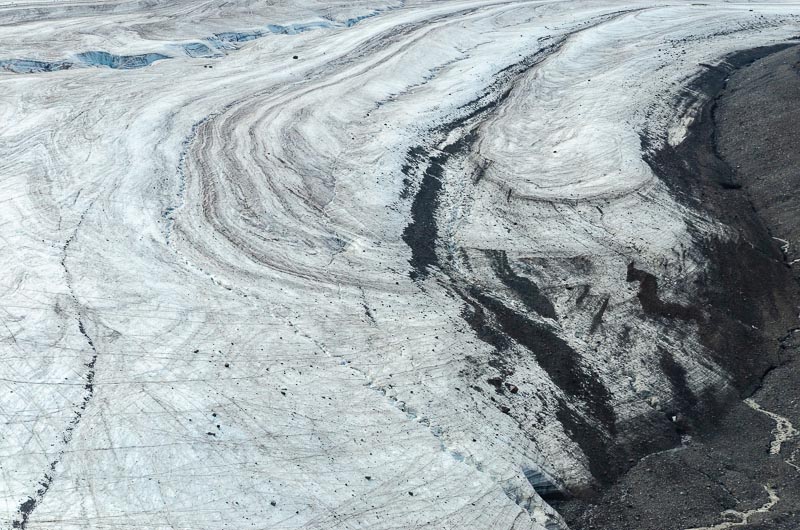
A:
[1,1,800,529]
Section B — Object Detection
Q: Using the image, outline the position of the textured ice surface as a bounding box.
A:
[1,1,799,529]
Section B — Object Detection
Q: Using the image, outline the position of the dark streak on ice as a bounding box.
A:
[472,289,615,430]
[626,262,702,322]
[460,296,512,352]
[401,148,445,281]
[402,132,478,280]
[399,146,425,200]
[469,289,617,473]
[14,208,98,529]
[658,348,698,417]
[488,250,557,320]
[13,328,98,529]
[589,295,609,333]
